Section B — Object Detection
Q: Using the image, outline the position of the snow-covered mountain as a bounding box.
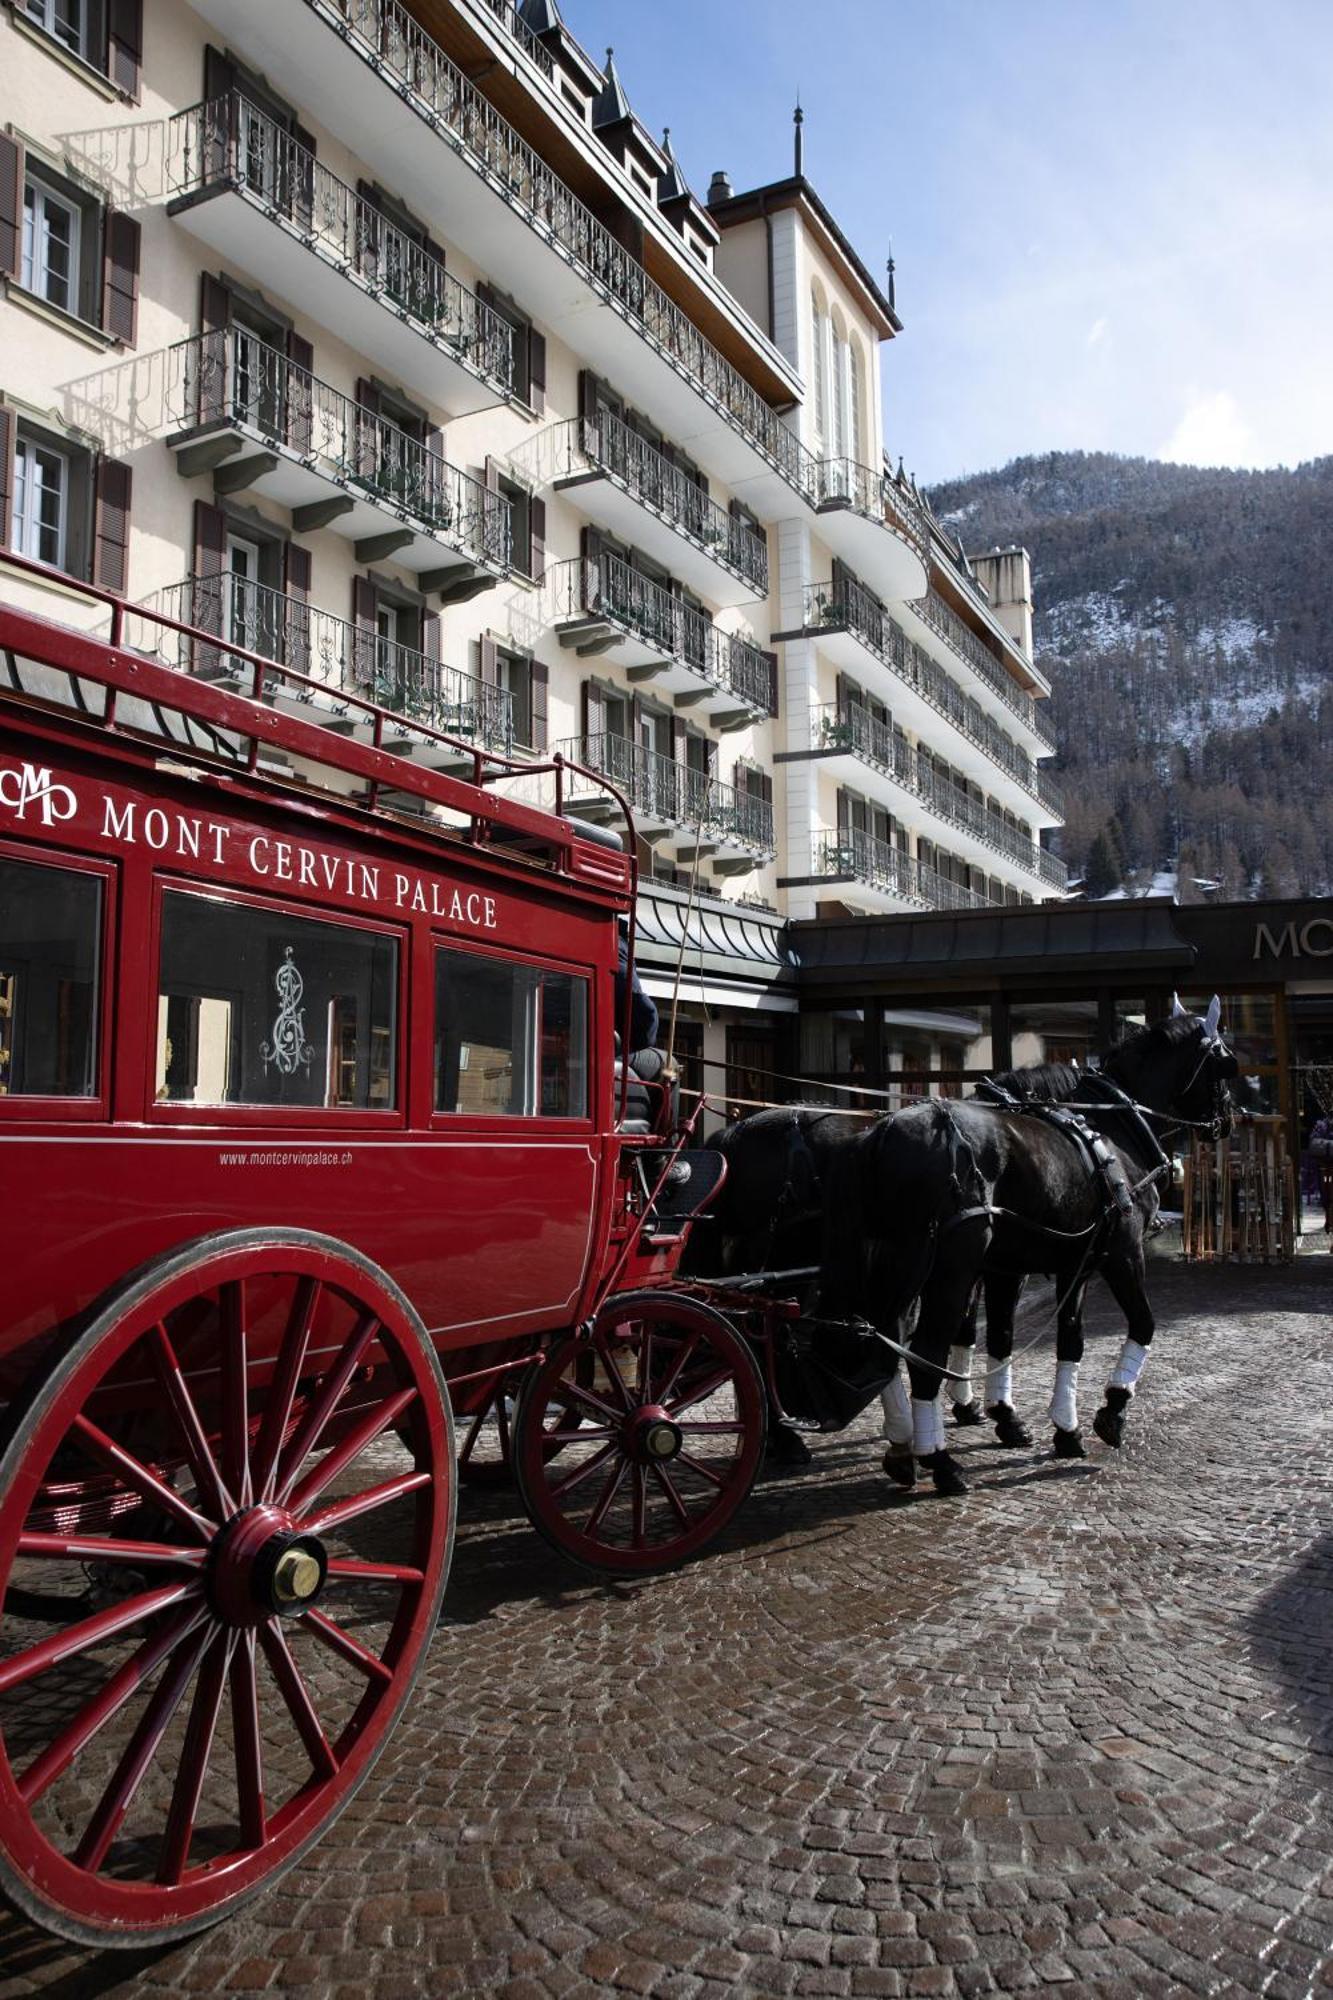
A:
[928,451,1333,897]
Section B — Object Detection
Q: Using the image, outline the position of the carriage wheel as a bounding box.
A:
[0,1228,454,1948]
[458,1352,594,1489]
[513,1292,765,1575]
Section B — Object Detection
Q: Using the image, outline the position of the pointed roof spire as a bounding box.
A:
[517,0,562,30]
[592,45,632,128]
[794,96,804,178]
[658,126,691,205]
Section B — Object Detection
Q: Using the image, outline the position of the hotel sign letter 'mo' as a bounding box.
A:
[1253,920,1333,960]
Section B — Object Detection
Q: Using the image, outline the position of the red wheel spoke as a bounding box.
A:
[302,1607,393,1685]
[544,1426,613,1445]
[287,1384,417,1520]
[17,1532,208,1569]
[219,1278,251,1509]
[548,1438,620,1501]
[325,1557,424,1586]
[303,1468,431,1537]
[638,1325,654,1401]
[230,1631,266,1850]
[674,1450,727,1489]
[157,1628,232,1885]
[252,1276,321,1502]
[630,1464,647,1549]
[72,1621,214,1873]
[149,1322,233,1521]
[457,1401,490,1468]
[259,1623,338,1781]
[0,1579,201,1696]
[654,1331,701,1406]
[676,1421,745,1435]
[667,1367,735,1417]
[583,1456,629,1536]
[18,1604,211,1806]
[592,1332,635,1414]
[275,1309,381,1504]
[556,1378,624,1425]
[651,1463,691,1528]
[70,1415,214,1542]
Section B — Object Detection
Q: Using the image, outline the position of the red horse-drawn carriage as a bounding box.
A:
[0,559,768,1945]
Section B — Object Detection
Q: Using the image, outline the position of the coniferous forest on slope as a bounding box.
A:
[928,451,1333,898]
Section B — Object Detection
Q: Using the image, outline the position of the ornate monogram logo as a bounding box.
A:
[261,946,316,1076]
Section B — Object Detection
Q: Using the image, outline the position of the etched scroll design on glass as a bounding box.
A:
[261,946,315,1075]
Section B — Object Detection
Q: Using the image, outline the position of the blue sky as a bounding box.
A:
[564,0,1333,484]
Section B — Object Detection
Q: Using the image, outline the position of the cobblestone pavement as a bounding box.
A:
[2,1258,1332,1998]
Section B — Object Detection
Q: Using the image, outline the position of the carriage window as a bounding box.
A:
[0,858,101,1097]
[434,949,587,1118]
[156,893,396,1109]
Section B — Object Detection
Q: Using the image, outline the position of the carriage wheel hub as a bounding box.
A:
[626,1405,683,1464]
[211,1504,328,1624]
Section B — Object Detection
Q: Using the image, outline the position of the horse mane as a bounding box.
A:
[982,1060,1085,1104]
[1100,1013,1200,1068]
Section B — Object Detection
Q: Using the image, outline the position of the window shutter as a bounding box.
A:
[0,407,13,551]
[581,678,604,746]
[672,716,686,764]
[203,47,237,103]
[478,632,498,683]
[0,136,23,281]
[107,0,143,97]
[355,179,381,279]
[192,498,227,639]
[354,378,381,483]
[530,656,547,749]
[837,788,851,834]
[422,608,440,661]
[285,542,312,675]
[200,272,230,336]
[577,368,599,442]
[528,495,545,583]
[101,211,141,346]
[762,649,779,716]
[93,458,133,594]
[528,330,546,415]
[286,332,314,455]
[352,575,378,696]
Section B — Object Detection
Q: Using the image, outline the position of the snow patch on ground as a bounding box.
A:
[1195,617,1262,657]
[1042,590,1171,652]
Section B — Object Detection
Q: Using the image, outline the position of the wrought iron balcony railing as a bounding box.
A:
[168,96,515,395]
[555,413,769,595]
[318,0,816,501]
[816,456,930,559]
[555,733,775,853]
[166,329,511,571]
[917,587,1056,749]
[136,575,515,751]
[800,579,1057,813]
[551,554,777,714]
[480,0,555,77]
[811,703,1048,878]
[1036,766,1065,818]
[813,825,998,911]
[1038,846,1069,891]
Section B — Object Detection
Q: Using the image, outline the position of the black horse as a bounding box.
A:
[819,1005,1238,1496]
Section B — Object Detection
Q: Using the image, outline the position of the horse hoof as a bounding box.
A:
[1092,1405,1125,1449]
[926,1450,969,1497]
[766,1422,815,1467]
[950,1398,985,1428]
[1051,1426,1088,1460]
[882,1446,916,1488]
[987,1403,1034,1449]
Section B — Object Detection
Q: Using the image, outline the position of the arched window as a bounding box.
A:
[848,339,865,466]
[830,309,848,462]
[810,286,827,446]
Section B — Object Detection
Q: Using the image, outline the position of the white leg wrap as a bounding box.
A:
[985,1359,1014,1409]
[1048,1361,1080,1433]
[880,1370,914,1446]
[1108,1338,1150,1393]
[911,1395,945,1458]
[946,1344,974,1406]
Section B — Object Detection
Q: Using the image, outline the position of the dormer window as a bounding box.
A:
[629,163,654,199]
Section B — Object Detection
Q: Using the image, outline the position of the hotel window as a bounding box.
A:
[24,0,97,61]
[1,140,140,340]
[810,292,827,446]
[22,177,82,313]
[19,0,140,95]
[848,340,864,464]
[13,432,71,569]
[3,410,132,590]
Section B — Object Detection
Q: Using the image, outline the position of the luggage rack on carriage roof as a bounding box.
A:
[0,549,638,904]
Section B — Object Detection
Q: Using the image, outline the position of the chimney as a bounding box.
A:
[968,546,1034,663]
[707,169,733,208]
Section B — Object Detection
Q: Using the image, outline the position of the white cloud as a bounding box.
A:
[1160,389,1255,467]
[1085,316,1109,348]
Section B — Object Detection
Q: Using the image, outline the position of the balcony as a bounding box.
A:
[186,0,813,519]
[1038,846,1069,894]
[478,0,555,79]
[916,588,1056,750]
[550,555,775,728]
[784,579,1061,824]
[138,575,513,758]
[812,457,929,603]
[808,826,997,914]
[551,414,768,607]
[167,96,514,418]
[554,733,775,873]
[165,330,510,597]
[798,703,1052,884]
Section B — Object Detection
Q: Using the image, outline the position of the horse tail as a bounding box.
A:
[818,1101,987,1332]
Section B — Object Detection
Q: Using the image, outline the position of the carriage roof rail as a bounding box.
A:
[0,550,636,902]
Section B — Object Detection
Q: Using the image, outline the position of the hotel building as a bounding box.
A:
[0,0,1064,1099]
